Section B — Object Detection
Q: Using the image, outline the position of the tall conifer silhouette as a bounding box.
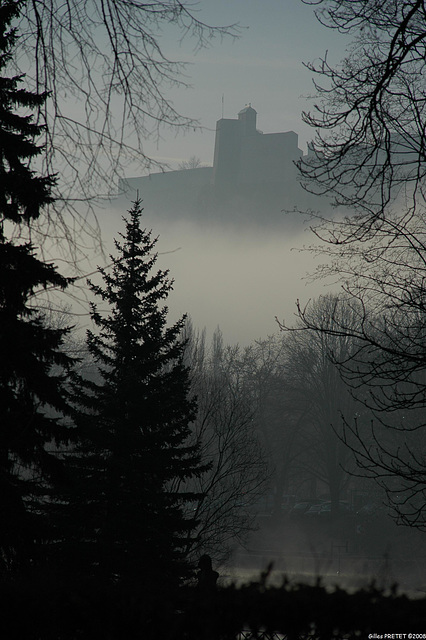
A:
[0,0,75,571]
[71,200,204,596]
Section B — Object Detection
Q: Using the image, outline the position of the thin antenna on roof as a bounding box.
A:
[221,94,224,119]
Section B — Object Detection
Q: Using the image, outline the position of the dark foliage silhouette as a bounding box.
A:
[0,0,76,572]
[66,200,206,598]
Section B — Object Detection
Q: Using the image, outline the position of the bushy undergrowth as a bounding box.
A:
[1,572,424,639]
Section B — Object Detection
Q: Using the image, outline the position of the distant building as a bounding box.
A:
[212,105,302,188]
[118,106,324,227]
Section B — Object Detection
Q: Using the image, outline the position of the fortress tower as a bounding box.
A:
[212,105,302,189]
[238,104,257,136]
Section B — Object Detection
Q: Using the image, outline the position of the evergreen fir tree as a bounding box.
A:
[0,0,75,571]
[0,0,55,224]
[71,200,205,596]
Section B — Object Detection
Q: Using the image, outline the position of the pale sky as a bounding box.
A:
[138,0,349,172]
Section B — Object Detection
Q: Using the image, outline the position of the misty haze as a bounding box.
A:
[94,103,423,597]
[2,0,426,637]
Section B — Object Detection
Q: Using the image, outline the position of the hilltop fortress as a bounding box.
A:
[118,106,323,227]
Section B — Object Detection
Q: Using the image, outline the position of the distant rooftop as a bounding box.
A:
[238,104,257,115]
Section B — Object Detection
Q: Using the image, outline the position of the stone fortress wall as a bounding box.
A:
[118,106,323,227]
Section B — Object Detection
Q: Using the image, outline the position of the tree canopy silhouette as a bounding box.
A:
[0,0,76,571]
[68,199,206,595]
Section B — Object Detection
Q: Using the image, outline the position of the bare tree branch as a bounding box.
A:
[10,0,239,260]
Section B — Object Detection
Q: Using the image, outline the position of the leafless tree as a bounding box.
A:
[10,1,237,259]
[181,325,269,564]
[293,1,426,529]
[300,0,426,220]
[178,155,205,170]
[291,292,426,528]
[278,295,367,516]
[238,336,305,515]
[297,0,426,334]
